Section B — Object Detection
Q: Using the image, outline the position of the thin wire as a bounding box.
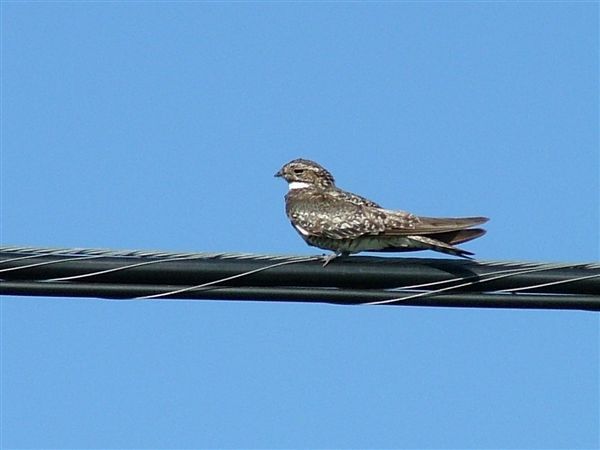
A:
[44,254,210,282]
[1,245,311,262]
[496,272,600,293]
[135,255,323,300]
[365,262,585,306]
[0,247,313,278]
[0,247,102,268]
[2,245,586,267]
[0,253,61,265]
[386,261,580,292]
[0,254,109,274]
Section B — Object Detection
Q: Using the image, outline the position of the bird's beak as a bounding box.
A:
[274,169,283,178]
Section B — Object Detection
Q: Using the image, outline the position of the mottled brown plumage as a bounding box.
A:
[275,159,488,263]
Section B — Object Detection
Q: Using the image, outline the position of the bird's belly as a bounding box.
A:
[306,235,417,253]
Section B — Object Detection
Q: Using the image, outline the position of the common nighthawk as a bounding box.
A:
[275,158,488,265]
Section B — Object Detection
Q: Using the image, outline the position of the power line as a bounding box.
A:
[1,245,599,311]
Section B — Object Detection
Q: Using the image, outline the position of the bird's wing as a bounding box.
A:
[286,189,488,240]
[382,213,489,235]
[337,190,382,208]
[286,189,392,240]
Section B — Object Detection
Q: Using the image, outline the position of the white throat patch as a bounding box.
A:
[288,181,311,191]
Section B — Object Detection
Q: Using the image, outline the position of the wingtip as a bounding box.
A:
[432,228,487,246]
[462,216,489,226]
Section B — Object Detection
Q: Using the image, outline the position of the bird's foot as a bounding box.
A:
[321,252,346,267]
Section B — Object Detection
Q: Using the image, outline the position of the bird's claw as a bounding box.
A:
[321,252,342,267]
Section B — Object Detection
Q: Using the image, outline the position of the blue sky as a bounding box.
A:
[1,2,598,449]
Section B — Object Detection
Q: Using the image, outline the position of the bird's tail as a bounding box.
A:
[377,231,485,258]
[428,228,487,245]
[405,234,478,258]
[382,214,488,257]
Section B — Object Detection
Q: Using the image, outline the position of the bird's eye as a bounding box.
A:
[293,169,304,174]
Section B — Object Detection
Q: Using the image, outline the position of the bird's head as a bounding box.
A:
[275,159,336,190]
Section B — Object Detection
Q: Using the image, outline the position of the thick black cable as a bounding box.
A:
[1,249,598,295]
[2,280,598,311]
[1,246,599,311]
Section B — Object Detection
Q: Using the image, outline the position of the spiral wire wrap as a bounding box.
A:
[1,245,599,311]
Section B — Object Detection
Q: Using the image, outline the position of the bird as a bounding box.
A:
[274,158,488,265]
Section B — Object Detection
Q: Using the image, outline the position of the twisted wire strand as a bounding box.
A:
[4,246,588,299]
[480,259,600,270]
[0,245,311,262]
[0,254,111,275]
[2,246,598,308]
[365,262,587,306]
[135,255,324,300]
[0,246,314,280]
[496,273,600,293]
[44,254,212,282]
[386,261,585,293]
[4,245,596,270]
